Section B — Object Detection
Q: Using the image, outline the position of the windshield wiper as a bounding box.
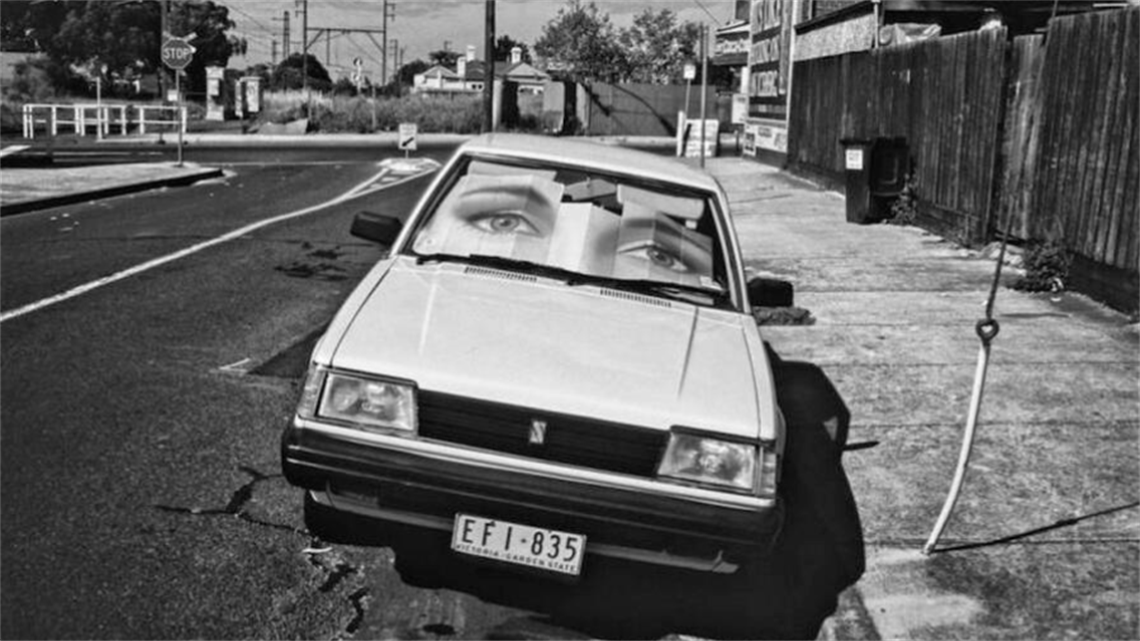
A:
[576,275,731,307]
[413,252,730,307]
[413,252,583,283]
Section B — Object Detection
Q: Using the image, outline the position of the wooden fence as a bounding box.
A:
[1024,8,1138,309]
[788,7,1138,311]
[788,28,1008,245]
[578,82,722,137]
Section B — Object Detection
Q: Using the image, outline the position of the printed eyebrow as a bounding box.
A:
[459,182,558,211]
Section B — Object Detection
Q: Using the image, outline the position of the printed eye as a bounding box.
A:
[468,212,541,236]
[621,242,693,273]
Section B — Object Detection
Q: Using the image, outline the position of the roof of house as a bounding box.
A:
[456,59,550,82]
[421,64,460,80]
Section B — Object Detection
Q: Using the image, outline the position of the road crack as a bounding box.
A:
[153,465,306,535]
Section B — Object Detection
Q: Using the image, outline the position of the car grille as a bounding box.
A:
[417,391,667,477]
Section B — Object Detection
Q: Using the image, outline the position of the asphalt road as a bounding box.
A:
[0,143,857,640]
[0,143,508,639]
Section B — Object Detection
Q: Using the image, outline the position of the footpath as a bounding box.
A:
[706,158,1138,640]
[1,137,1136,639]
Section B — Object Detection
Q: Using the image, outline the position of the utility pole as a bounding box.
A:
[389,38,399,88]
[273,10,290,57]
[381,0,396,87]
[159,0,167,102]
[271,39,278,64]
[699,25,708,169]
[298,0,308,96]
[483,0,494,132]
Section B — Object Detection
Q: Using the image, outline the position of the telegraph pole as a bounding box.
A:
[281,10,289,56]
[483,0,494,132]
[381,0,395,86]
[699,25,708,168]
[299,0,308,96]
[159,0,167,102]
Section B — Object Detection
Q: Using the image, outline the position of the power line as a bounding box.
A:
[226,4,277,36]
[690,0,720,23]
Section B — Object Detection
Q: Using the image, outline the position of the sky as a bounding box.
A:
[224,0,737,81]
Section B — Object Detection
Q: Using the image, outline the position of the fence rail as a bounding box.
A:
[21,104,188,139]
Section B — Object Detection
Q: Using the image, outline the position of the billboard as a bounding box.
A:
[748,0,793,120]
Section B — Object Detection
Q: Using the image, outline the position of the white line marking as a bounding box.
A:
[0,145,30,157]
[219,357,252,372]
[0,164,435,324]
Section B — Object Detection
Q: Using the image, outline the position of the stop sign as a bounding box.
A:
[161,37,196,70]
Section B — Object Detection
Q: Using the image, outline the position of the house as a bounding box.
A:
[413,45,549,95]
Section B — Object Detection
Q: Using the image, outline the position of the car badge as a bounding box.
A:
[529,419,547,445]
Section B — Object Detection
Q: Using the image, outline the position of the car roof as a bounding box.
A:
[458,133,722,194]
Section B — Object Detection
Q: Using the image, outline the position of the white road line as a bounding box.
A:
[0,164,434,324]
[0,145,31,157]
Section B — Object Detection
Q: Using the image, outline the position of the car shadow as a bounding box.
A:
[389,532,835,640]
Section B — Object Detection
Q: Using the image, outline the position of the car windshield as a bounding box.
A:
[409,156,729,304]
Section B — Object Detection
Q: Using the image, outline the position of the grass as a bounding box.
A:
[261,91,512,134]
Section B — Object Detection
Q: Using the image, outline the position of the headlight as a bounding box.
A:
[657,430,758,492]
[298,366,417,435]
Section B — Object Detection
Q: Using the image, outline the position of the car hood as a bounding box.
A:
[328,260,765,437]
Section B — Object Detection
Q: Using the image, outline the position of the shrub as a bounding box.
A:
[1013,240,1071,293]
[886,175,918,226]
[257,91,486,133]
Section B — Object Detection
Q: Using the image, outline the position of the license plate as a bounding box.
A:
[451,514,586,576]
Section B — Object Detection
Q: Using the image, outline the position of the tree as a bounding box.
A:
[164,0,247,94]
[428,49,460,68]
[273,53,332,91]
[396,59,431,86]
[533,0,627,82]
[2,0,245,98]
[494,35,531,63]
[618,8,701,84]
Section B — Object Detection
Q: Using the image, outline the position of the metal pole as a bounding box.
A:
[159,0,167,103]
[699,26,708,169]
[483,0,495,133]
[175,71,184,166]
[381,0,389,87]
[301,0,308,98]
[96,77,103,141]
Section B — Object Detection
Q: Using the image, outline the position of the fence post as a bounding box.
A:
[139,107,147,135]
[22,105,31,139]
[50,106,58,136]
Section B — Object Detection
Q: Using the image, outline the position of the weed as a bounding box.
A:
[1013,239,1071,292]
[886,175,919,225]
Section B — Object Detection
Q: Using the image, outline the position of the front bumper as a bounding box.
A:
[282,419,782,572]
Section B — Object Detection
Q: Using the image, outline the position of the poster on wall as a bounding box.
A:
[743,123,758,156]
[754,123,788,153]
[748,0,793,120]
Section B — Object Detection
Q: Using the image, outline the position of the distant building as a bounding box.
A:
[413,45,549,95]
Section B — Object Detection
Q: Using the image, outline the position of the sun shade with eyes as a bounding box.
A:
[412,173,716,288]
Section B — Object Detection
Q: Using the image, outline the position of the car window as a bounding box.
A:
[410,156,728,296]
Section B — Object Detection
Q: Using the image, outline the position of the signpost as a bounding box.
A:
[398,123,417,157]
[161,36,195,167]
[351,57,364,93]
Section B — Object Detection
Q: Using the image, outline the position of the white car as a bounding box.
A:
[281,134,862,617]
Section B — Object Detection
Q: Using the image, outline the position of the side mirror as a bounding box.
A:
[747,277,794,308]
[351,211,402,245]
